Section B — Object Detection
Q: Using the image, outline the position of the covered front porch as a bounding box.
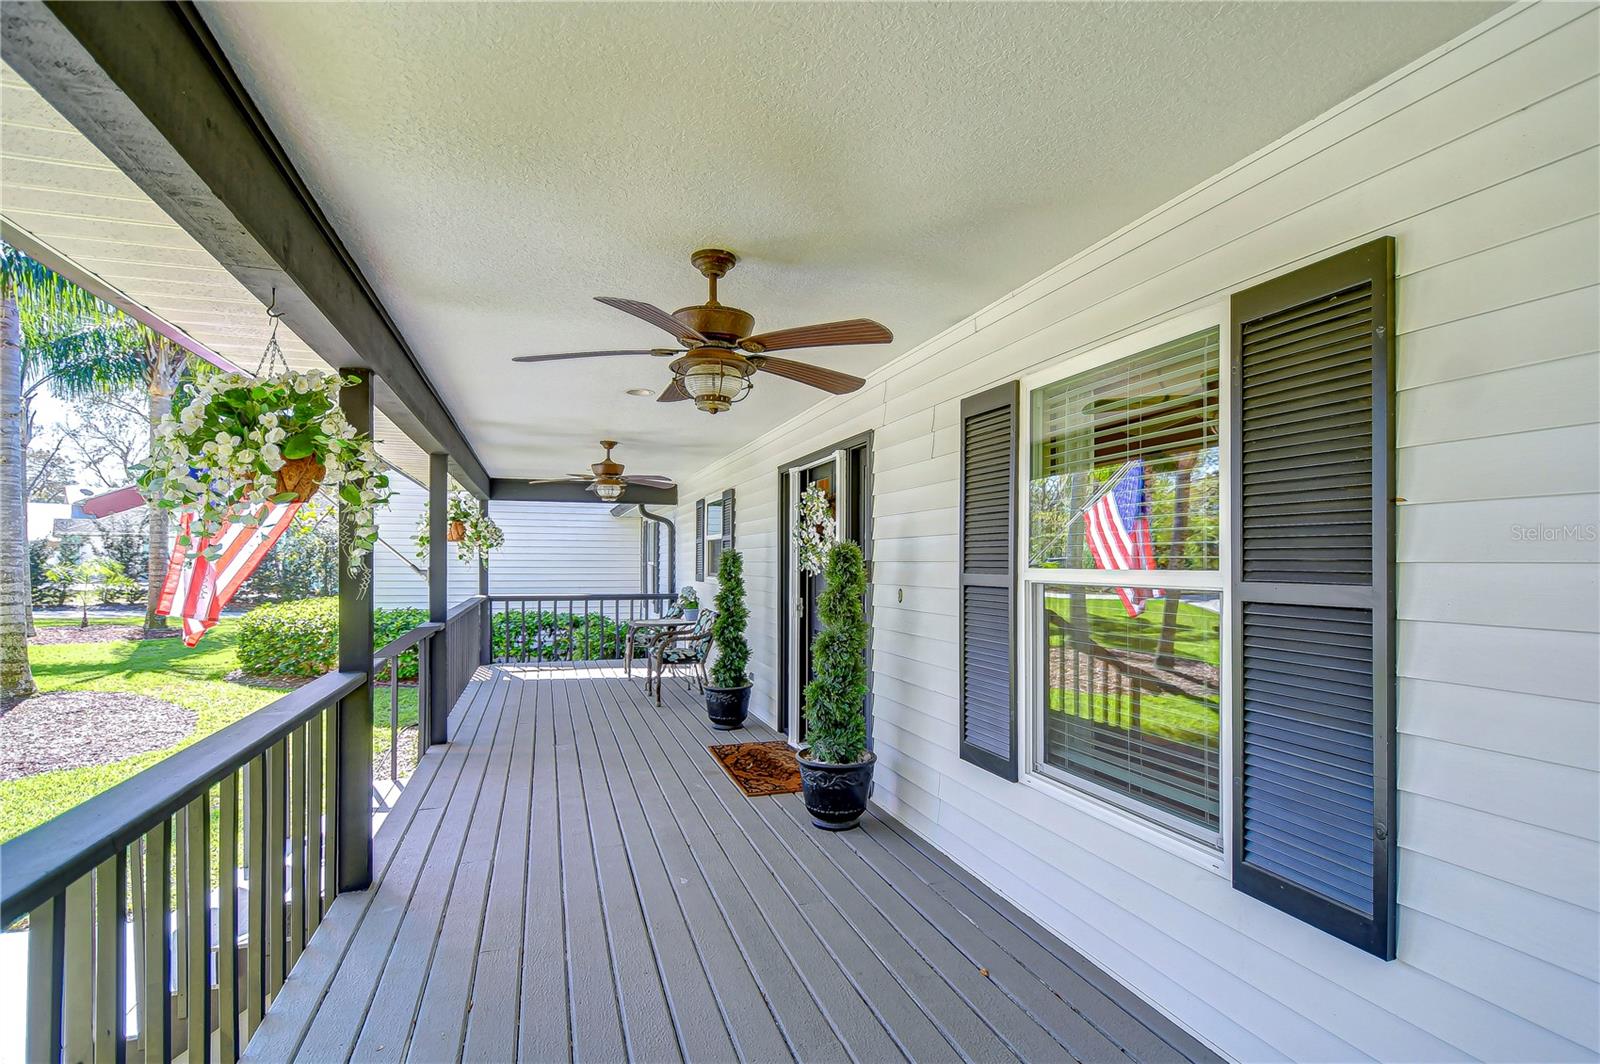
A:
[248,665,1209,1063]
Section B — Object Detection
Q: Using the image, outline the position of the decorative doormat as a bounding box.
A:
[708,741,802,797]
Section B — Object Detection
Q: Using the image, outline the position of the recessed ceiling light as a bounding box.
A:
[626,387,654,397]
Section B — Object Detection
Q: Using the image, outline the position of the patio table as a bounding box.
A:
[625,615,695,680]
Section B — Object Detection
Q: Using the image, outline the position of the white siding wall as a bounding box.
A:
[375,475,642,608]
[673,6,1600,1058]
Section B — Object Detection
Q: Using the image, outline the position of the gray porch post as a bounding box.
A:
[479,497,491,665]
[427,453,450,746]
[336,369,374,891]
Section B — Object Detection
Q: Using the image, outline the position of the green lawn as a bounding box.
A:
[2,620,417,844]
[1042,592,1220,745]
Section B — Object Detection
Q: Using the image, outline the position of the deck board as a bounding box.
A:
[246,665,1219,1064]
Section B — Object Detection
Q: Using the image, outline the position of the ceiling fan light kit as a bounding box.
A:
[528,440,674,502]
[513,248,893,415]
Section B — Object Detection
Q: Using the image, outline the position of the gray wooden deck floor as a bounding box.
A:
[243,666,1217,1063]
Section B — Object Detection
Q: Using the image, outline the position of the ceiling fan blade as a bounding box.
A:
[526,475,591,484]
[739,318,892,353]
[752,355,866,395]
[657,379,691,402]
[595,297,707,345]
[622,474,675,487]
[512,349,669,363]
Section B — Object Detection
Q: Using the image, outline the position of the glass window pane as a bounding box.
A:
[1039,584,1221,833]
[1029,328,1220,571]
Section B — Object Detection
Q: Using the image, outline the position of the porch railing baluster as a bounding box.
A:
[65,876,93,1063]
[143,820,171,1064]
[184,793,211,1064]
[288,727,307,968]
[218,772,240,1064]
[265,741,286,997]
[26,893,66,1064]
[244,755,267,1040]
[93,852,126,1064]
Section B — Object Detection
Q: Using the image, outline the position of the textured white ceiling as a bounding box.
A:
[198,1,1499,481]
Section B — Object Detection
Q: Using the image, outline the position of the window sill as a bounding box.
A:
[1020,769,1225,876]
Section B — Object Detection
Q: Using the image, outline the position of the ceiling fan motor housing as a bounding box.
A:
[672,303,754,343]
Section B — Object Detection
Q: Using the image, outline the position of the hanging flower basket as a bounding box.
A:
[136,369,390,584]
[418,489,504,563]
[274,454,326,504]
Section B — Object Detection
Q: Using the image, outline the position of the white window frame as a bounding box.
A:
[1014,304,1233,873]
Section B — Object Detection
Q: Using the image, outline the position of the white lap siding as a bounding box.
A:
[672,5,1600,1058]
[374,474,641,609]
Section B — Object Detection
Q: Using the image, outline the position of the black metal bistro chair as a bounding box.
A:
[652,609,715,704]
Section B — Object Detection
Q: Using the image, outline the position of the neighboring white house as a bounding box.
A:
[372,472,655,608]
[672,6,1600,1060]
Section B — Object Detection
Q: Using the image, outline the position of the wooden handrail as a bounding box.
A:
[372,621,443,665]
[1,670,363,924]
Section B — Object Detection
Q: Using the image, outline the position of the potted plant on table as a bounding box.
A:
[706,548,750,729]
[798,540,874,831]
[678,586,700,621]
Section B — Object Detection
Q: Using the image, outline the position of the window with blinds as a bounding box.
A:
[1029,328,1221,571]
[1026,325,1224,842]
[1039,585,1221,832]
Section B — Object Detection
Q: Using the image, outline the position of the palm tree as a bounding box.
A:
[1,245,119,704]
[22,311,190,632]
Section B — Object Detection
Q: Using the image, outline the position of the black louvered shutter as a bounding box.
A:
[695,498,706,581]
[959,381,1019,780]
[1229,237,1396,959]
[721,488,735,553]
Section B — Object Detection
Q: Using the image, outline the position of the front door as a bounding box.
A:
[780,436,872,748]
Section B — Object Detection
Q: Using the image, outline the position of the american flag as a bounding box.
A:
[1083,459,1161,618]
[157,500,303,645]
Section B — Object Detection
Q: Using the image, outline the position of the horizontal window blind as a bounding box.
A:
[1039,587,1221,833]
[1030,328,1220,571]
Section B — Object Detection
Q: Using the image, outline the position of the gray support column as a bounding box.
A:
[427,454,450,746]
[336,369,374,891]
[479,497,492,665]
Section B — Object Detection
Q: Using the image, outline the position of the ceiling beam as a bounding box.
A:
[2,0,489,496]
[491,479,677,506]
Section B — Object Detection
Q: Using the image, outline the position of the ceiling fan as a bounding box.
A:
[512,248,894,414]
[530,440,674,502]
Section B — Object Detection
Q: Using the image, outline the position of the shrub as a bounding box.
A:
[237,597,430,680]
[710,548,748,688]
[802,540,869,764]
[488,610,627,662]
[239,598,640,678]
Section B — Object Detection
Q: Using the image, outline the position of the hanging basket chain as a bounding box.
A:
[253,291,291,379]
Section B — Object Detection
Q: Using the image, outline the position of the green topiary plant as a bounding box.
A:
[802,540,869,764]
[710,548,749,688]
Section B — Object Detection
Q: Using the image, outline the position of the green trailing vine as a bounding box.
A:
[710,548,749,688]
[802,540,869,764]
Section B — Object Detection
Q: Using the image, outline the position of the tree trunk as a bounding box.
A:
[1154,454,1196,669]
[19,396,33,638]
[0,285,37,705]
[143,347,173,631]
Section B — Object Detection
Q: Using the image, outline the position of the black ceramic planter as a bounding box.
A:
[797,750,877,831]
[705,683,751,730]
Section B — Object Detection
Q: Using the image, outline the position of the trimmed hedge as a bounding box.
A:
[237,597,430,680]
[238,597,634,678]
